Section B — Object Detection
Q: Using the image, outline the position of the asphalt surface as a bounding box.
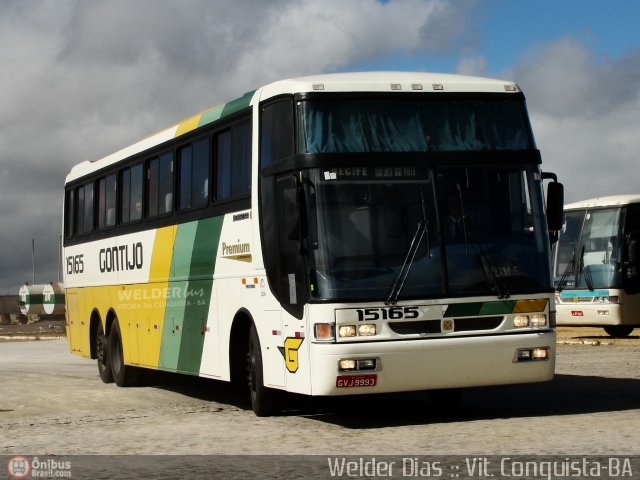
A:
[1,331,639,478]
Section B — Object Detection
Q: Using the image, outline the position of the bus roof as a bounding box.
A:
[565,195,640,210]
[65,71,521,184]
[258,71,519,99]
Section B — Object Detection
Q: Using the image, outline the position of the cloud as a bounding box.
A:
[0,0,474,291]
[508,38,640,203]
[455,54,489,76]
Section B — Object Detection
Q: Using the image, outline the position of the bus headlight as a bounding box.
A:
[358,324,376,336]
[595,296,620,304]
[336,324,377,338]
[513,315,529,328]
[338,325,357,338]
[530,314,547,327]
[338,358,378,372]
[338,359,357,371]
[532,347,550,360]
[514,347,550,362]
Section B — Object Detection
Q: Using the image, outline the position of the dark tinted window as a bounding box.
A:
[216,120,251,200]
[74,182,93,235]
[260,99,294,168]
[97,174,116,229]
[120,164,143,224]
[64,189,75,238]
[179,137,209,210]
[148,153,173,217]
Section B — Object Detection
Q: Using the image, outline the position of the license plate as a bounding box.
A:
[336,374,377,388]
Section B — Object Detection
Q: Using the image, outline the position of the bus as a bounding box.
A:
[63,72,564,416]
[553,195,640,337]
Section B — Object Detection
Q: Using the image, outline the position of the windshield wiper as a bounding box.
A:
[556,248,577,292]
[386,187,429,305]
[578,245,595,291]
[479,250,510,299]
[455,183,469,256]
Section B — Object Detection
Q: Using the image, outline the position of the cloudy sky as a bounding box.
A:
[1,0,640,292]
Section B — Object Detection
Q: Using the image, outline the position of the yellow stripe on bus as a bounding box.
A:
[134,226,177,368]
[174,112,204,137]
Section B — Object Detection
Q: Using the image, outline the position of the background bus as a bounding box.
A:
[63,72,563,416]
[553,195,640,337]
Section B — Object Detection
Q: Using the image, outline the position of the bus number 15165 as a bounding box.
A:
[356,306,419,321]
[66,254,84,274]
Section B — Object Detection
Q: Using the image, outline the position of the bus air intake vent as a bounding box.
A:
[389,320,441,335]
[454,316,503,332]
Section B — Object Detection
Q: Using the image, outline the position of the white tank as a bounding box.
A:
[43,283,65,315]
[18,283,46,315]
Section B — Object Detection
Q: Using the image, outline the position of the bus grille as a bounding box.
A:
[389,316,504,335]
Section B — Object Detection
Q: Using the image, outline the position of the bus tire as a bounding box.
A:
[108,319,141,387]
[603,325,634,338]
[247,324,282,416]
[96,321,113,383]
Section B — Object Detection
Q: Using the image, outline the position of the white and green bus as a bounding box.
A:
[554,195,640,337]
[63,72,564,416]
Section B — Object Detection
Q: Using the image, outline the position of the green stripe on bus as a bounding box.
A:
[198,104,224,128]
[197,90,254,129]
[220,90,255,118]
[177,216,223,373]
[159,223,197,370]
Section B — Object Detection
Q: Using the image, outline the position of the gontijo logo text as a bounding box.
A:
[99,242,144,272]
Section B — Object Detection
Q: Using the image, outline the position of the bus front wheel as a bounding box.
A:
[603,325,635,338]
[96,322,113,383]
[247,324,282,416]
[108,319,141,387]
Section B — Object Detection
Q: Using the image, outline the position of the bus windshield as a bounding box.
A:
[555,207,623,290]
[305,164,550,301]
[298,97,534,153]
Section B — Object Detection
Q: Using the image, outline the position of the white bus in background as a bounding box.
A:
[554,195,640,337]
[64,72,564,416]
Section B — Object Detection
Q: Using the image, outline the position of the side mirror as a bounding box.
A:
[628,234,638,264]
[542,173,564,239]
[625,231,640,294]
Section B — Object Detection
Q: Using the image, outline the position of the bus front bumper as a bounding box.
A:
[309,331,555,396]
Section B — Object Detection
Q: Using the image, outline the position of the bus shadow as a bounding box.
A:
[292,374,640,428]
[141,371,640,427]
[140,370,251,410]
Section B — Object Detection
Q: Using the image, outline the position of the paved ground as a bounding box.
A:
[1,328,639,478]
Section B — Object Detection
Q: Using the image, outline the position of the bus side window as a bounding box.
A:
[97,174,116,229]
[120,164,143,224]
[74,183,93,235]
[215,119,251,201]
[148,153,173,217]
[179,137,209,210]
[64,189,75,238]
[260,98,294,168]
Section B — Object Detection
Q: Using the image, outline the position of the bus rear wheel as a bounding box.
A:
[603,325,635,338]
[96,322,113,383]
[108,319,141,387]
[247,324,282,416]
